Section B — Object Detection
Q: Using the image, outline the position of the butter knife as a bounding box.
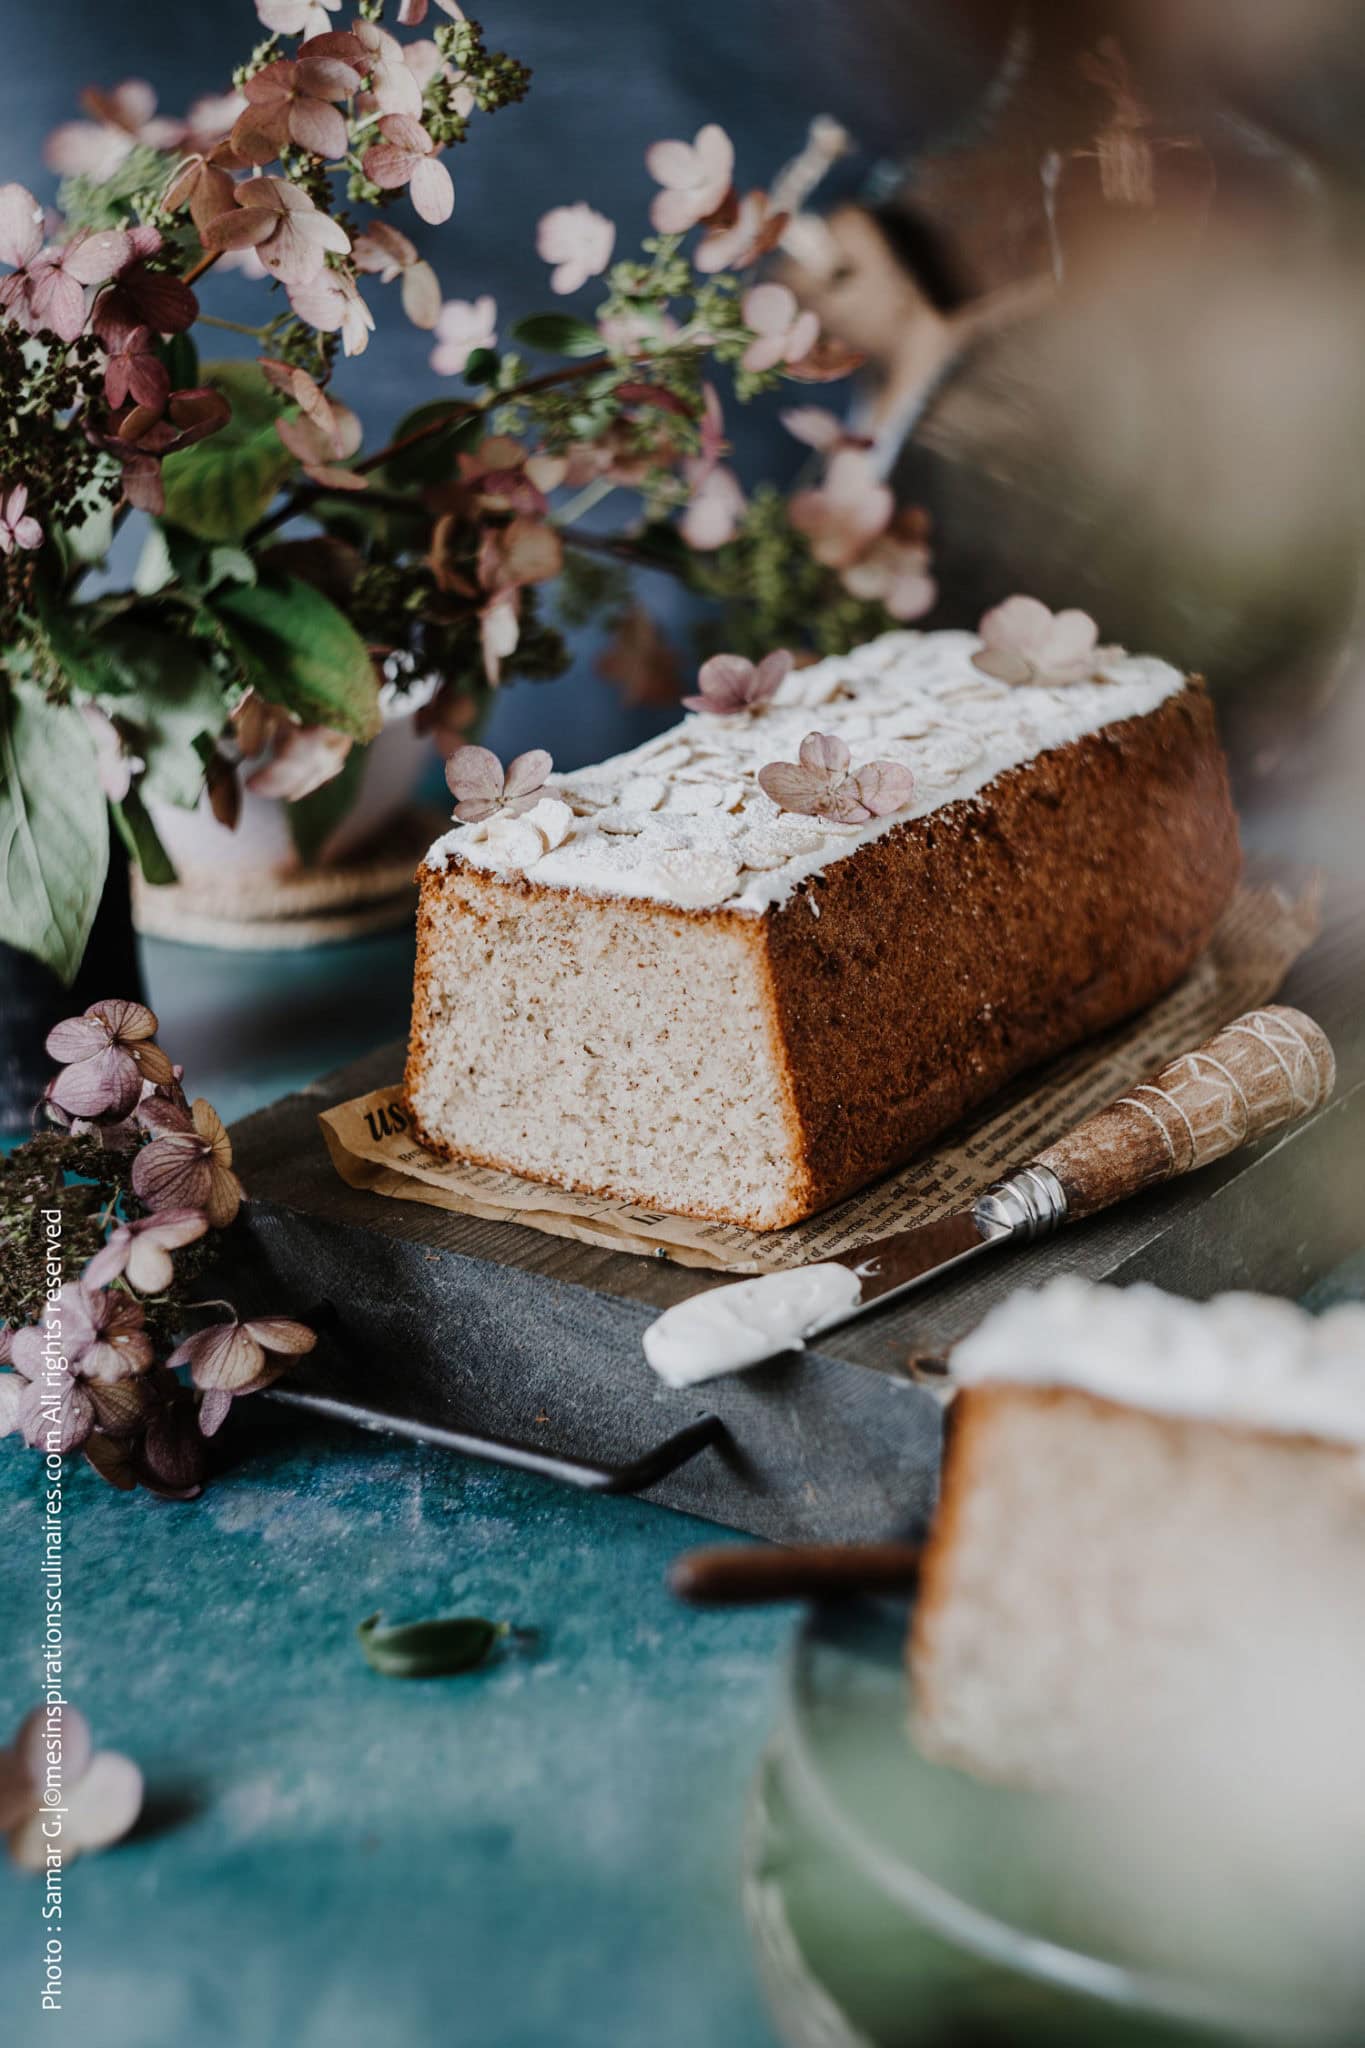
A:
[642,1004,1335,1387]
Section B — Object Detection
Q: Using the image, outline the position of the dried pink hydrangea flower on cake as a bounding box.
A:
[972,596,1101,686]
[682,649,792,715]
[758,731,915,824]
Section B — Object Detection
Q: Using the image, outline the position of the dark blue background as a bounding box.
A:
[1,0,991,766]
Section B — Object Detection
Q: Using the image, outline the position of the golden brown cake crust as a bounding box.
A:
[405,681,1239,1230]
[759,682,1239,1219]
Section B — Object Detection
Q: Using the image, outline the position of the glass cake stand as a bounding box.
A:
[742,1598,1365,2048]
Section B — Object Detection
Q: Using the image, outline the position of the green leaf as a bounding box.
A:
[463,346,499,386]
[210,576,382,743]
[55,481,118,569]
[286,743,365,865]
[153,522,257,597]
[0,685,110,984]
[134,524,175,595]
[383,401,482,489]
[357,1612,504,1679]
[511,314,605,358]
[111,786,177,886]
[97,622,230,809]
[157,330,199,393]
[161,359,293,543]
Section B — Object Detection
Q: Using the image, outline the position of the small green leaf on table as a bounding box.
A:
[0,685,110,984]
[511,314,606,358]
[210,576,382,743]
[357,1612,506,1679]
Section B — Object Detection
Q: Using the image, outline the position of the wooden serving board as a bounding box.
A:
[219,887,1363,1543]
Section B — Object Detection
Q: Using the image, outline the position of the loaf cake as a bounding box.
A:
[911,1278,1365,1789]
[406,627,1239,1228]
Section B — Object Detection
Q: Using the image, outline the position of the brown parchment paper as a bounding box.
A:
[319,880,1320,1275]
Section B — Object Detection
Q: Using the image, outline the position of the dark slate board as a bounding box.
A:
[218,884,1364,1542]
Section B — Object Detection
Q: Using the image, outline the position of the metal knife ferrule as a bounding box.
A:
[972,1163,1068,1242]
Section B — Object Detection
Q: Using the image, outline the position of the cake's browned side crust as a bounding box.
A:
[759,682,1240,1219]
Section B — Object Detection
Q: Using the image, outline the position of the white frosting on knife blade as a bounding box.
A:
[642,1264,864,1388]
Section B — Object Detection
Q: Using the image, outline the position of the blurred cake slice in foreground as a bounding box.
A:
[911,1278,1365,1789]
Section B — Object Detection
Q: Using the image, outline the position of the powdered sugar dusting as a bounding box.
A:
[423,628,1187,911]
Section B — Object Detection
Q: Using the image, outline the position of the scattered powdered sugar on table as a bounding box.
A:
[424,628,1187,914]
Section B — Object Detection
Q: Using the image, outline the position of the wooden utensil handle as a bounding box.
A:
[1032,1005,1335,1221]
[669,1542,922,1606]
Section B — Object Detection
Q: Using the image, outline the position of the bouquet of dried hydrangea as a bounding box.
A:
[0,0,933,989]
[0,999,314,1499]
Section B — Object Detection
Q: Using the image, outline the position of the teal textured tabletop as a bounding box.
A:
[0,932,789,2048]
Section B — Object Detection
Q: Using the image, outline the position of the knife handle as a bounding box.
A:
[669,1541,922,1606]
[1027,1005,1335,1222]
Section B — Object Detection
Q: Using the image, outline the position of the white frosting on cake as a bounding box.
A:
[424,628,1188,914]
[954,1277,1365,1447]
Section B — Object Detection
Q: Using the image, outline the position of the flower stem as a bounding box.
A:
[555,475,617,526]
[183,248,222,288]
[196,314,270,338]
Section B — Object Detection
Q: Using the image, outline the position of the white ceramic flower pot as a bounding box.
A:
[147,679,438,884]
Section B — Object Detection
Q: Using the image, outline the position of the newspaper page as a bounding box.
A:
[319,880,1321,1275]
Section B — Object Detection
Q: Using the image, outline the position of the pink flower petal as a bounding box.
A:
[242,1316,317,1356]
[409,154,454,225]
[363,141,417,190]
[785,309,820,364]
[124,1214,207,1295]
[63,1750,143,1855]
[756,762,828,816]
[1046,608,1100,670]
[401,260,442,329]
[132,1133,211,1213]
[295,54,363,98]
[850,760,915,815]
[742,282,796,338]
[978,595,1053,659]
[798,731,850,777]
[446,744,504,807]
[48,1045,143,1121]
[753,649,794,699]
[45,1013,109,1063]
[288,96,349,159]
[30,267,88,344]
[15,1703,92,1790]
[169,1321,265,1392]
[59,228,130,285]
[694,124,734,187]
[780,406,844,451]
[502,748,552,801]
[970,647,1034,685]
[197,1386,234,1436]
[0,182,43,269]
[644,140,698,189]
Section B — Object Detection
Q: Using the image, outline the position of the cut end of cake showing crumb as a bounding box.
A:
[911,1281,1365,1790]
[405,865,810,1229]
